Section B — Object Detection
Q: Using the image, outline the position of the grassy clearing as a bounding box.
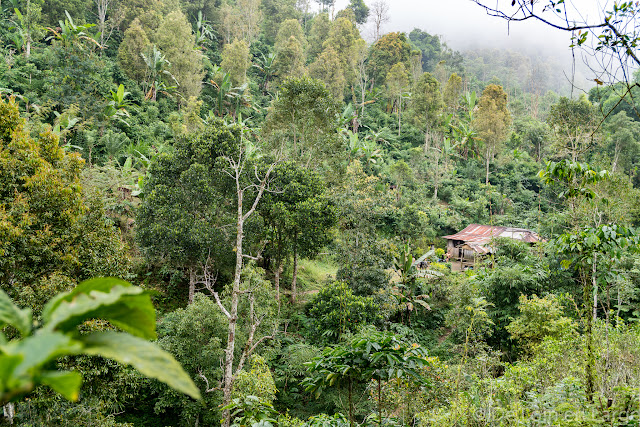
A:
[294,256,338,296]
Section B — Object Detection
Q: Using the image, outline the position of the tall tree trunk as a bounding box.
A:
[221,189,244,427]
[377,379,382,427]
[583,268,595,402]
[274,261,282,302]
[485,148,491,186]
[3,403,14,425]
[397,96,402,136]
[592,253,598,321]
[291,238,298,304]
[188,266,196,304]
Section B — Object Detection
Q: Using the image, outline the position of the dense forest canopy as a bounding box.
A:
[3,0,640,426]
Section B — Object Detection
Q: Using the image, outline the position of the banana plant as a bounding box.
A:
[252,52,276,93]
[344,130,382,168]
[0,277,200,405]
[104,84,134,125]
[141,46,177,101]
[52,109,82,151]
[46,11,101,50]
[393,244,442,325]
[193,11,216,50]
[207,67,253,118]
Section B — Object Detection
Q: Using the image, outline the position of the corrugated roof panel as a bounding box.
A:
[443,224,543,255]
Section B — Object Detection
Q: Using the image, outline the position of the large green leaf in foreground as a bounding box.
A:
[81,331,201,399]
[0,277,200,404]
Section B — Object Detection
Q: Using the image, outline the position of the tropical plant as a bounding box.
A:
[223,395,279,427]
[194,11,216,50]
[0,277,200,406]
[104,84,134,125]
[45,10,101,50]
[392,245,442,325]
[207,66,254,118]
[141,45,177,101]
[303,331,429,427]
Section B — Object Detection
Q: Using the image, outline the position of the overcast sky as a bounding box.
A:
[331,0,606,58]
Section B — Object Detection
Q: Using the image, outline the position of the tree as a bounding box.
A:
[222,38,251,87]
[273,19,307,80]
[410,72,444,150]
[41,0,92,27]
[386,63,410,135]
[117,18,150,83]
[214,129,279,427]
[332,161,395,295]
[136,124,235,304]
[274,17,306,49]
[137,118,278,427]
[260,0,300,44]
[547,96,599,162]
[324,16,362,87]
[308,12,331,60]
[408,28,442,72]
[153,10,204,102]
[236,0,264,43]
[474,84,512,185]
[265,76,340,167]
[309,46,346,99]
[0,278,200,422]
[259,162,335,302]
[0,97,128,313]
[303,331,429,427]
[539,159,623,400]
[604,111,640,174]
[347,0,369,25]
[443,72,463,111]
[93,0,120,49]
[370,0,389,41]
[315,0,335,12]
[368,32,412,86]
[7,0,43,58]
[116,0,165,33]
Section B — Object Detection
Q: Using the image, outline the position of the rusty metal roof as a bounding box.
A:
[443,224,543,248]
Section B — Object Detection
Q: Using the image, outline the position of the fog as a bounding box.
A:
[332,0,605,56]
[326,0,612,91]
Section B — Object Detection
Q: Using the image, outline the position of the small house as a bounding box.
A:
[442,224,542,269]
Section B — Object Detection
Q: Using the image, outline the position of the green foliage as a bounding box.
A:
[0,97,128,312]
[152,293,227,424]
[303,330,429,425]
[368,32,412,86]
[223,395,279,427]
[136,119,239,275]
[507,294,576,353]
[306,281,381,344]
[409,72,443,127]
[0,277,200,405]
[260,161,336,283]
[118,18,151,83]
[222,38,252,87]
[153,10,204,101]
[347,0,369,24]
[265,76,340,166]
[233,355,277,405]
[547,95,599,162]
